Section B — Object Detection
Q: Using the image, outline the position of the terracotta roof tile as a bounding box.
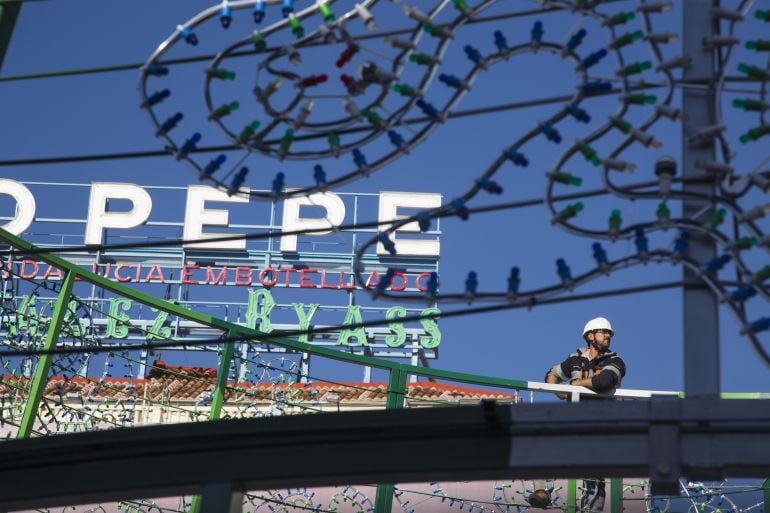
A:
[1,373,516,405]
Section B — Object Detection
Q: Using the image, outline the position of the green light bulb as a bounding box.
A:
[738,63,770,80]
[238,121,260,143]
[318,1,335,23]
[708,208,727,229]
[362,108,383,127]
[610,30,644,49]
[280,128,295,155]
[557,202,584,221]
[327,131,340,153]
[552,172,583,186]
[746,39,770,51]
[617,60,652,77]
[392,83,417,97]
[609,209,622,232]
[289,15,304,38]
[409,53,436,66]
[423,23,448,38]
[252,31,267,52]
[733,237,757,250]
[610,117,632,134]
[754,265,770,282]
[605,11,635,27]
[452,0,469,14]
[207,68,235,80]
[209,101,239,120]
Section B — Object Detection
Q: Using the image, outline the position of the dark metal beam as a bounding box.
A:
[0,399,769,511]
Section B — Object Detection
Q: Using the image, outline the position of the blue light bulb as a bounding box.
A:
[674,232,689,257]
[540,123,562,143]
[179,26,199,46]
[592,242,608,267]
[465,271,478,296]
[567,104,591,123]
[556,258,572,283]
[580,49,608,70]
[229,167,249,194]
[730,286,756,302]
[507,267,520,296]
[494,30,508,52]
[417,212,431,232]
[706,254,731,272]
[156,112,183,136]
[426,272,439,296]
[452,199,470,220]
[201,154,226,180]
[439,73,464,89]
[479,177,503,194]
[378,232,397,255]
[142,89,170,108]
[746,317,770,334]
[177,132,201,159]
[352,148,367,170]
[464,45,484,66]
[220,4,232,28]
[313,164,326,187]
[416,99,440,119]
[504,148,529,166]
[634,228,648,255]
[145,64,169,76]
[584,81,612,94]
[376,268,396,294]
[272,172,285,195]
[282,0,294,17]
[531,21,543,44]
[388,130,405,149]
[253,0,266,22]
[566,29,587,51]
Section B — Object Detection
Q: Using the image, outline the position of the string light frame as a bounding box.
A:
[138,0,770,366]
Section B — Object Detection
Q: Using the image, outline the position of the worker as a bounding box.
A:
[528,316,626,511]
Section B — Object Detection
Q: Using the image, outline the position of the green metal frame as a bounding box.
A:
[566,479,577,513]
[17,270,75,438]
[374,366,409,513]
[0,228,767,512]
[189,330,238,513]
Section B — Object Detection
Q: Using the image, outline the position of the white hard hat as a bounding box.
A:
[582,317,614,337]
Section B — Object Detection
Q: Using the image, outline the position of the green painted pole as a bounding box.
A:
[207,332,237,421]
[567,479,577,513]
[763,478,770,513]
[375,366,408,513]
[17,271,76,439]
[189,332,238,513]
[610,478,623,513]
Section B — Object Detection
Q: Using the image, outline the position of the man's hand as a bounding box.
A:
[569,377,593,389]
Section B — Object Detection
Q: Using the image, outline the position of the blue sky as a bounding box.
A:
[1,0,768,393]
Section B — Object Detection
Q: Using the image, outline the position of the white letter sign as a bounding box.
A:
[183,185,249,249]
[85,183,152,245]
[280,192,346,252]
[0,179,36,235]
[377,191,442,256]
